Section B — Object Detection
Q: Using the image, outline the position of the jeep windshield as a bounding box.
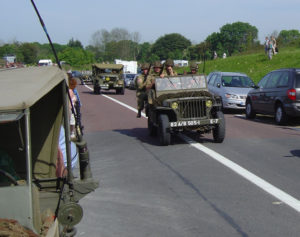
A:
[155,75,206,91]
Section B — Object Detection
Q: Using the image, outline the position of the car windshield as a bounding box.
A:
[222,76,254,88]
[156,75,206,91]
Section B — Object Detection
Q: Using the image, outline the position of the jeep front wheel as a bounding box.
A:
[213,111,225,143]
[148,117,156,136]
[158,114,171,146]
[94,86,100,94]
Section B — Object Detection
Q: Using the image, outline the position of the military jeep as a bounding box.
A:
[147,75,225,145]
[92,64,125,94]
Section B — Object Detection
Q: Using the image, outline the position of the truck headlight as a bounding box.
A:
[171,102,178,109]
[206,100,212,108]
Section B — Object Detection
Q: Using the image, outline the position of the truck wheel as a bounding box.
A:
[158,114,171,146]
[94,86,100,94]
[213,111,225,143]
[120,88,125,95]
[148,117,157,136]
[245,100,256,119]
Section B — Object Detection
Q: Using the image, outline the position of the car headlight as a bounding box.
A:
[225,93,238,99]
[171,102,178,109]
[206,100,212,108]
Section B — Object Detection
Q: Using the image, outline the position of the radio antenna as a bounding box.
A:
[30,0,61,69]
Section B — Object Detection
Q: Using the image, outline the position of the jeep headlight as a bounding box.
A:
[171,102,178,110]
[206,100,212,108]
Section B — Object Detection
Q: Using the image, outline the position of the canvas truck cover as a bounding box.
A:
[0,66,67,111]
[92,63,124,70]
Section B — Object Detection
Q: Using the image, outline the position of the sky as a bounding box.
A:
[1,0,300,47]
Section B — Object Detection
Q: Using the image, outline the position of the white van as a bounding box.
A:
[38,59,53,66]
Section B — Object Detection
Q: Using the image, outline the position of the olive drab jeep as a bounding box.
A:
[0,67,98,236]
[92,64,125,95]
[146,75,225,145]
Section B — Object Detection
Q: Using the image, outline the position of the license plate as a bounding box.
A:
[170,119,219,127]
[101,85,109,89]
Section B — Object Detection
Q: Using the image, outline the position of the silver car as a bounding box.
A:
[207,72,255,110]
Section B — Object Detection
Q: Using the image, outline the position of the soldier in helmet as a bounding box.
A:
[145,61,163,90]
[136,63,151,118]
[188,62,198,74]
[162,58,177,77]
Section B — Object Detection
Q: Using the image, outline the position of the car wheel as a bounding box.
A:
[148,117,157,136]
[158,114,171,146]
[120,88,125,95]
[245,100,256,119]
[275,104,287,125]
[213,111,225,143]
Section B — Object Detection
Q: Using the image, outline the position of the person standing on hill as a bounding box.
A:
[264,36,269,55]
[268,40,273,60]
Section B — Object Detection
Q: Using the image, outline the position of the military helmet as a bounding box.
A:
[141,63,150,70]
[165,58,174,67]
[190,62,198,70]
[153,61,162,68]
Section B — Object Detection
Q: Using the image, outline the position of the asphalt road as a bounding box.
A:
[76,84,300,237]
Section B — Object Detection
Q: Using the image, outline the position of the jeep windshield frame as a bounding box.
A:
[155,75,207,97]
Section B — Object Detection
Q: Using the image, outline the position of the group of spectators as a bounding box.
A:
[265,36,278,60]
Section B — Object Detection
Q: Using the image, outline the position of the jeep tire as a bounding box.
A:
[158,114,171,146]
[148,117,157,136]
[94,86,100,95]
[213,111,225,143]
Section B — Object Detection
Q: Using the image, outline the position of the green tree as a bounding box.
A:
[58,47,94,67]
[206,22,258,56]
[219,22,258,55]
[67,38,83,49]
[19,43,39,64]
[137,42,152,62]
[151,33,191,59]
[278,30,300,45]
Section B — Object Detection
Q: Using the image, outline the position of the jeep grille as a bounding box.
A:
[178,99,207,119]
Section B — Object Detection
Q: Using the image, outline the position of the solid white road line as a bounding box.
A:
[83,84,300,212]
[180,134,300,212]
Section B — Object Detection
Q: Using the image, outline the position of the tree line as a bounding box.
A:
[1,22,300,69]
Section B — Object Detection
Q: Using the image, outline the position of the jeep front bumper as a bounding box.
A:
[170,118,219,127]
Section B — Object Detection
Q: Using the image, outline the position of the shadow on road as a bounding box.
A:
[289,150,300,158]
[234,113,300,128]
[113,127,188,146]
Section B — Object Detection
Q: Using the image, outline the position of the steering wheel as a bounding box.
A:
[0,168,18,185]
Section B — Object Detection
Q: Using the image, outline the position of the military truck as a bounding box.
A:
[0,66,98,236]
[147,75,225,145]
[92,64,125,94]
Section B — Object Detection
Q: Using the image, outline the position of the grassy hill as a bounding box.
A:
[179,47,300,84]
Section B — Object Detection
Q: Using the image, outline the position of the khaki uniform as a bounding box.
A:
[163,69,177,76]
[136,74,148,111]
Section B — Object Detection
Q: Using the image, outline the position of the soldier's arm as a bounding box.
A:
[136,76,146,90]
[145,76,155,90]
